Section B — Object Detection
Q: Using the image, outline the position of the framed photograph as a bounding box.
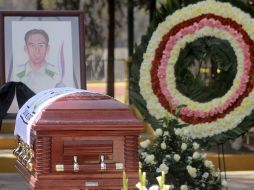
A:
[0,11,85,113]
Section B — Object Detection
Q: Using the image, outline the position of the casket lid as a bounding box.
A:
[33,91,143,131]
[15,88,143,144]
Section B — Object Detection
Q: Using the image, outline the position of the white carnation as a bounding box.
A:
[155,128,163,136]
[180,185,188,190]
[161,142,167,150]
[181,143,187,151]
[186,165,197,178]
[174,154,181,162]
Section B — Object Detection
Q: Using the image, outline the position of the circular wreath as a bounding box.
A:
[130,0,254,145]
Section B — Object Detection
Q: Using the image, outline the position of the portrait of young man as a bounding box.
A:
[16,28,60,92]
[10,21,75,93]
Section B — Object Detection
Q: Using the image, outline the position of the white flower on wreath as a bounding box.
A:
[180,185,188,190]
[192,152,200,160]
[181,143,187,151]
[140,139,151,149]
[161,142,167,150]
[186,165,197,178]
[193,142,200,150]
[156,163,169,174]
[155,128,163,136]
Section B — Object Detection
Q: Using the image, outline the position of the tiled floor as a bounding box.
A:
[1,172,254,190]
[0,173,29,190]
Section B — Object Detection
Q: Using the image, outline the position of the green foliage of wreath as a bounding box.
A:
[129,0,254,146]
[175,36,237,103]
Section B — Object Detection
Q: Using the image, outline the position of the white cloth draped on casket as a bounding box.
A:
[14,87,86,144]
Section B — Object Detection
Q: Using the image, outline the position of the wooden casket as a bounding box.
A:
[13,88,143,190]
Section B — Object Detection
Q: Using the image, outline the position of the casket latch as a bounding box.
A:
[73,156,80,172]
[115,163,124,170]
[56,164,64,172]
[100,155,106,170]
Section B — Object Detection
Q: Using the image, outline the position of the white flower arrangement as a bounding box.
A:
[139,116,221,189]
